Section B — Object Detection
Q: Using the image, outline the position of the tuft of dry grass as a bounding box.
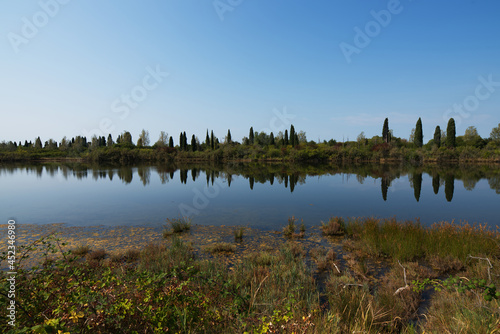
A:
[321,216,346,236]
[86,249,107,262]
[205,242,236,254]
[71,245,91,257]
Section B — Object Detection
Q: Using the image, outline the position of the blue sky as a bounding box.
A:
[1,0,499,144]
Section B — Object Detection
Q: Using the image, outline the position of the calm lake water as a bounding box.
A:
[1,163,499,230]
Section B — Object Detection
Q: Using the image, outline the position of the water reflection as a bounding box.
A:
[1,162,500,202]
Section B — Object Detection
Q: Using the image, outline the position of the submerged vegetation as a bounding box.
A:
[1,216,499,333]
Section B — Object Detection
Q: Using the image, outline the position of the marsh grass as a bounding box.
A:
[138,236,193,273]
[205,242,236,254]
[86,248,107,262]
[234,227,245,242]
[344,217,499,264]
[321,216,346,236]
[310,246,337,272]
[283,216,305,239]
[3,218,499,333]
[163,217,192,237]
[71,245,91,257]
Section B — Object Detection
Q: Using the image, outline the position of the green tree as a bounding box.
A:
[409,128,415,143]
[270,132,275,146]
[122,131,133,145]
[433,126,441,148]
[464,126,483,147]
[357,131,366,145]
[414,118,423,148]
[210,130,215,150]
[156,131,168,147]
[290,125,296,146]
[138,129,150,147]
[107,134,113,146]
[226,129,232,144]
[35,136,42,149]
[249,127,254,145]
[297,131,307,144]
[446,118,456,148]
[179,132,184,151]
[490,123,500,143]
[382,118,390,143]
[191,134,197,152]
[169,136,174,148]
[284,130,289,146]
[205,130,210,148]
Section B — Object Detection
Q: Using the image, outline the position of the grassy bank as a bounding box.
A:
[1,217,500,333]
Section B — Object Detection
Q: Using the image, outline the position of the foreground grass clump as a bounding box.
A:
[283,216,305,239]
[344,217,499,263]
[205,242,236,254]
[163,217,192,237]
[321,216,346,236]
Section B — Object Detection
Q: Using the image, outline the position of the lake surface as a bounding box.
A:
[1,162,499,230]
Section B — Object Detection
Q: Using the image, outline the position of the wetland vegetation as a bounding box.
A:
[1,216,500,333]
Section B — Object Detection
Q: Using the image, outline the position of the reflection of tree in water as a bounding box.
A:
[269,173,274,185]
[137,167,151,186]
[412,173,422,202]
[117,167,132,184]
[381,177,390,201]
[108,169,114,181]
[462,177,478,191]
[249,176,254,190]
[488,176,500,194]
[432,174,440,194]
[179,169,188,184]
[445,174,455,202]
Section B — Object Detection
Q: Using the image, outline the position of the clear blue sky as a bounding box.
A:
[1,0,499,144]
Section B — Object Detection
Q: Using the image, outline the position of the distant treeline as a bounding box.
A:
[1,118,500,163]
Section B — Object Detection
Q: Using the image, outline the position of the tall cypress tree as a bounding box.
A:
[249,127,254,145]
[446,118,456,148]
[290,125,296,146]
[434,126,441,148]
[169,136,174,148]
[227,129,232,144]
[284,130,289,146]
[34,137,42,149]
[382,118,389,143]
[210,130,215,150]
[270,132,275,146]
[191,135,197,152]
[205,130,210,148]
[414,118,423,148]
[183,132,187,150]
